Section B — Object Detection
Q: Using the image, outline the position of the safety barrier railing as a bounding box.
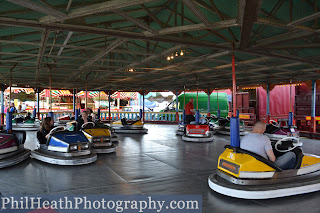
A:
[5,111,209,124]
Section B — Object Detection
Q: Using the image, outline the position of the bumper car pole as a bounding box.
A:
[288,80,293,127]
[311,80,317,133]
[231,50,240,148]
[36,87,40,119]
[33,108,36,118]
[196,76,199,124]
[75,107,79,121]
[6,112,12,133]
[98,90,101,120]
[139,109,142,120]
[48,71,54,122]
[176,90,179,121]
[1,84,4,125]
[217,90,220,118]
[207,89,210,117]
[266,84,270,123]
[196,110,200,124]
[183,86,186,123]
[73,88,76,116]
[108,90,111,122]
[143,91,145,122]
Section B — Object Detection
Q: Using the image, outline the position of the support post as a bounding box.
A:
[217,91,220,118]
[6,112,12,133]
[85,80,88,109]
[183,86,186,123]
[36,87,40,119]
[73,89,76,115]
[97,90,101,120]
[266,84,270,123]
[176,90,179,122]
[75,107,79,121]
[33,108,36,118]
[183,110,186,123]
[289,80,293,126]
[49,74,53,121]
[1,84,4,125]
[195,110,200,124]
[143,91,145,122]
[311,80,317,133]
[97,108,101,120]
[288,112,293,127]
[230,117,240,147]
[48,111,54,122]
[207,89,210,117]
[108,90,111,122]
[231,52,240,147]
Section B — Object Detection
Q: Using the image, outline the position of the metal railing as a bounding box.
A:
[9,111,207,122]
[3,111,210,124]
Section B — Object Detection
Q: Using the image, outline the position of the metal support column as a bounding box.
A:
[196,87,199,124]
[142,91,145,122]
[1,84,4,125]
[183,86,186,123]
[6,112,12,133]
[288,80,293,126]
[176,90,179,122]
[207,89,210,117]
[73,89,76,115]
[97,90,101,120]
[36,87,40,119]
[230,52,240,148]
[217,91,220,118]
[266,84,270,123]
[311,80,317,133]
[108,90,111,122]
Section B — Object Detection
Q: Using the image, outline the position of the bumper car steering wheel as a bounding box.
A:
[49,126,66,135]
[274,137,301,153]
[269,120,279,127]
[82,122,95,129]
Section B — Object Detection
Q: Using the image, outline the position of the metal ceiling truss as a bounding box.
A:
[0,0,319,90]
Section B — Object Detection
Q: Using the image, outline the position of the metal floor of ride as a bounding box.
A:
[1,124,320,213]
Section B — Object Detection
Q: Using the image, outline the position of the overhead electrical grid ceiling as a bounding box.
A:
[0,0,320,91]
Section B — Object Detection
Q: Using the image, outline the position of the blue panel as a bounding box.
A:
[217,109,220,118]
[52,132,89,144]
[49,137,68,147]
[97,109,100,120]
[266,84,270,115]
[33,108,36,118]
[288,112,293,126]
[312,80,316,117]
[183,110,186,122]
[230,117,240,147]
[6,112,12,132]
[75,109,79,121]
[195,110,200,124]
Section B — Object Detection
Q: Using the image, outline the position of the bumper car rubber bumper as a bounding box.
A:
[31,149,97,165]
[0,148,30,168]
[113,127,148,134]
[208,171,320,199]
[182,134,214,142]
[91,144,117,154]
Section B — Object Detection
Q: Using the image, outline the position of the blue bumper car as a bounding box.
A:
[31,126,97,165]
